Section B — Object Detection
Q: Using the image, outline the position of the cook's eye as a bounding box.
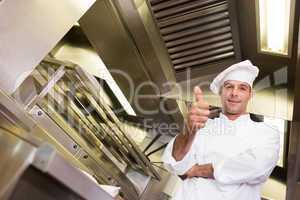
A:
[240,86,249,91]
[224,85,233,89]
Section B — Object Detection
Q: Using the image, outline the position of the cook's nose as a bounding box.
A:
[231,87,239,96]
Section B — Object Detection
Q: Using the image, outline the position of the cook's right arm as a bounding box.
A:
[162,86,210,176]
[162,134,198,175]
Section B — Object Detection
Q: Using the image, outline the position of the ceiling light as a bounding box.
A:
[256,0,295,56]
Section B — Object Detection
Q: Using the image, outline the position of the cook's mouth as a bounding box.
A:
[227,99,241,103]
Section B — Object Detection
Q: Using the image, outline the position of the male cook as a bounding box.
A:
[162,60,280,200]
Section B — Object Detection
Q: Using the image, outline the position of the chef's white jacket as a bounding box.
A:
[162,113,280,200]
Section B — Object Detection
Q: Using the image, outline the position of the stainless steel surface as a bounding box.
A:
[151,0,224,19]
[34,63,134,171]
[14,57,166,199]
[165,26,232,47]
[29,106,82,160]
[164,24,231,43]
[125,169,151,195]
[172,45,234,65]
[25,65,66,111]
[0,90,36,133]
[30,106,115,185]
[33,82,140,199]
[0,129,36,200]
[74,65,161,179]
[0,89,119,200]
[170,39,233,59]
[148,0,240,71]
[0,0,95,94]
[33,144,114,200]
[140,165,172,200]
[2,0,298,199]
[0,87,90,172]
[167,32,232,54]
[160,12,229,36]
[174,52,235,70]
[0,131,115,200]
[79,0,185,130]
[49,29,133,115]
[156,2,228,28]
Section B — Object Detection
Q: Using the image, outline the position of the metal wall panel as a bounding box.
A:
[79,0,185,134]
[0,0,95,94]
[148,0,240,72]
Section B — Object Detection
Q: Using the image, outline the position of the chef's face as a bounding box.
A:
[220,80,252,115]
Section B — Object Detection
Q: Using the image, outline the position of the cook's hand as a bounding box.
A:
[172,86,210,162]
[184,164,214,179]
[185,86,210,135]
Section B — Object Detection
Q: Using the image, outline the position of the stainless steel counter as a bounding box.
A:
[0,56,164,200]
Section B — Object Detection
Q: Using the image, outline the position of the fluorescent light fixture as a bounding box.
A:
[256,0,295,56]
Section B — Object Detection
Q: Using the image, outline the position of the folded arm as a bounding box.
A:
[212,141,279,185]
[183,131,280,185]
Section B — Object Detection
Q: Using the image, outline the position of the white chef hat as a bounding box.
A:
[210,60,259,94]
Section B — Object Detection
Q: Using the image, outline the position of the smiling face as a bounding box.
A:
[220,80,252,116]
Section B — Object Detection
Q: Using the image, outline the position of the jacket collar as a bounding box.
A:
[219,112,251,123]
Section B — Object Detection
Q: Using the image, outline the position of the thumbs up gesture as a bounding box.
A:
[185,86,210,135]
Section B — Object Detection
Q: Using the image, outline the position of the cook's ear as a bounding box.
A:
[250,87,254,98]
[218,85,223,96]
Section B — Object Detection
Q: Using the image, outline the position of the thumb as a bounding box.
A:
[193,86,203,102]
